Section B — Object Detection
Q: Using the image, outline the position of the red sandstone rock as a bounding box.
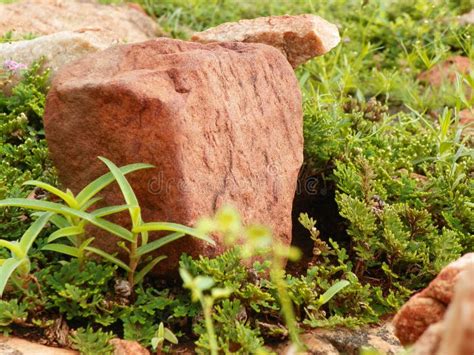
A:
[393,253,474,346]
[44,38,303,276]
[418,56,472,88]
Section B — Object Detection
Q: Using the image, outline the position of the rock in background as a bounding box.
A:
[1,30,113,83]
[0,0,163,90]
[192,14,340,68]
[44,38,303,275]
[0,0,162,43]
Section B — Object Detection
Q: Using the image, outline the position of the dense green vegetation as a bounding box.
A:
[1,0,473,353]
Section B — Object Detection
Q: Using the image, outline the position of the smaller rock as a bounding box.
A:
[393,296,446,345]
[192,14,340,68]
[0,30,114,91]
[275,322,402,354]
[459,9,474,25]
[418,56,472,89]
[393,253,474,346]
[0,336,76,355]
[110,339,150,355]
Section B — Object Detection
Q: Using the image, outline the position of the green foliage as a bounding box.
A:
[37,260,120,326]
[69,326,115,355]
[0,299,28,333]
[0,61,56,240]
[0,0,473,352]
[120,286,198,347]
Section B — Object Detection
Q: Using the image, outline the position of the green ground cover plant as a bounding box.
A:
[0,0,473,353]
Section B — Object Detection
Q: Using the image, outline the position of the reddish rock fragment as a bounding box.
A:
[393,253,474,346]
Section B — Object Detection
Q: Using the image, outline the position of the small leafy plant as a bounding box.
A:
[151,322,179,354]
[182,206,350,352]
[69,326,115,355]
[0,157,215,288]
[180,268,232,355]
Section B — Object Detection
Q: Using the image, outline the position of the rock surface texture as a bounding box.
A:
[0,0,161,42]
[393,253,474,349]
[110,339,150,355]
[44,38,304,275]
[192,15,340,68]
[276,322,402,355]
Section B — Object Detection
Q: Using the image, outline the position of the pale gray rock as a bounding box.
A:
[0,0,162,42]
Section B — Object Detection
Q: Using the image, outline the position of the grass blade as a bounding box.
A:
[48,226,84,243]
[136,232,184,256]
[42,244,80,258]
[91,205,131,218]
[0,258,22,296]
[76,163,153,208]
[0,240,22,257]
[85,246,131,272]
[49,215,70,229]
[19,212,53,253]
[134,255,167,285]
[0,199,133,242]
[98,157,141,226]
[134,222,215,245]
[80,197,102,211]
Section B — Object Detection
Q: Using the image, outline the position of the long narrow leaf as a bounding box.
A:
[23,180,78,208]
[98,157,141,227]
[0,258,22,296]
[91,205,131,218]
[42,244,80,258]
[48,214,70,229]
[19,212,53,253]
[136,232,185,257]
[48,226,84,243]
[0,199,133,242]
[80,197,102,211]
[85,246,131,272]
[76,163,153,208]
[79,238,95,253]
[134,256,167,285]
[318,280,350,305]
[134,222,215,245]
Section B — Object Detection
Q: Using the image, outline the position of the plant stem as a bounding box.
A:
[271,256,303,350]
[128,234,139,287]
[202,297,218,355]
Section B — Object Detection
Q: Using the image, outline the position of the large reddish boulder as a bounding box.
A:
[393,253,474,345]
[44,38,303,275]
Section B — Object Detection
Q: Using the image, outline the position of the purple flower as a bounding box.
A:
[3,59,28,72]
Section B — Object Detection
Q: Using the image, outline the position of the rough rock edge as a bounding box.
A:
[192,14,340,67]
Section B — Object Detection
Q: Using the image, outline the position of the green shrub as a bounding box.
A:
[69,326,115,355]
